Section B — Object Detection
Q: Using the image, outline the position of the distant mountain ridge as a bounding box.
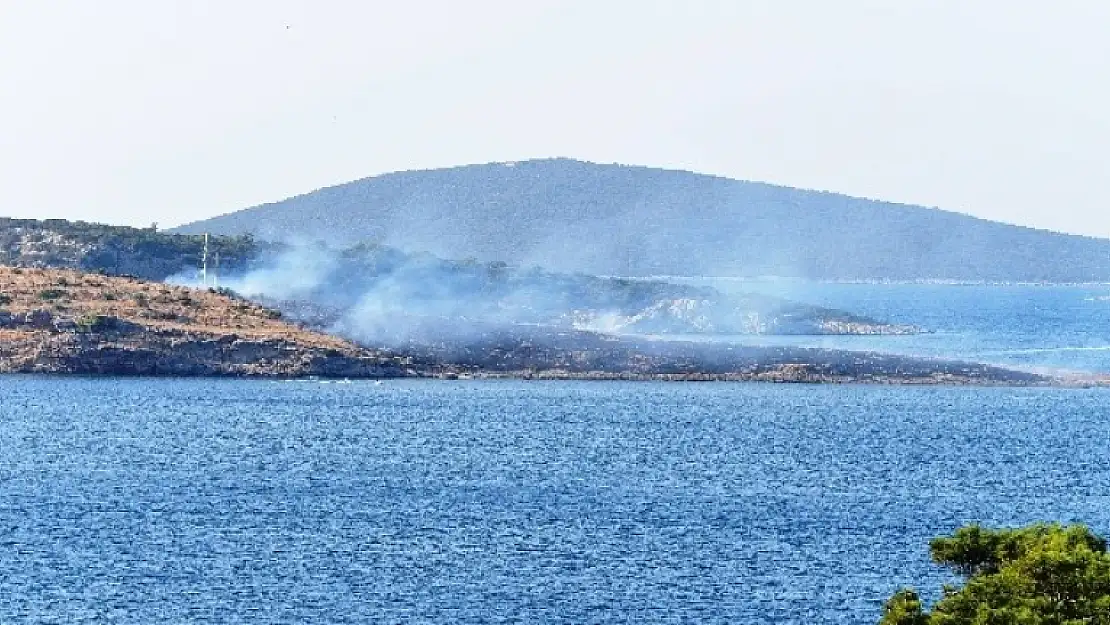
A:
[174,158,1110,281]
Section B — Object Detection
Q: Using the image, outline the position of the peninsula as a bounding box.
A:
[0,266,1048,385]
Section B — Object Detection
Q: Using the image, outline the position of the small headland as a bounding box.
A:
[0,266,411,377]
[378,324,1051,386]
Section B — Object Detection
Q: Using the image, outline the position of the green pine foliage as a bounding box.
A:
[881,524,1110,625]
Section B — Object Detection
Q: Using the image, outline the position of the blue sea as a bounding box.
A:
[694,279,1110,374]
[2,284,1109,624]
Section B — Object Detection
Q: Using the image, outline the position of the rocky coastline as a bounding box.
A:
[0,266,1061,386]
[384,325,1051,386]
[0,325,412,378]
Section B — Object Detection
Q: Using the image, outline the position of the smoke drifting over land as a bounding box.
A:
[169,244,916,352]
[220,244,339,301]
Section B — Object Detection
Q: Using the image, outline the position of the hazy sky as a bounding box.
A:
[2,1,1109,236]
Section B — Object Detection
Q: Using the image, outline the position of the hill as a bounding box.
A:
[0,266,411,377]
[0,217,262,281]
[0,218,918,337]
[174,158,1110,282]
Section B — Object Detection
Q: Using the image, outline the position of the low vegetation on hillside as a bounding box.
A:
[1,266,293,339]
[0,266,410,377]
[173,158,1110,282]
[0,217,259,280]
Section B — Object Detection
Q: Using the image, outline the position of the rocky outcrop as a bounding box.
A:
[0,266,412,378]
[0,323,416,378]
[0,328,412,377]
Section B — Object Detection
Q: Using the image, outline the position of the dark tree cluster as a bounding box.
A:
[0,217,262,280]
[882,524,1110,625]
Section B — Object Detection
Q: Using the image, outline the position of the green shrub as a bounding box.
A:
[0,293,11,306]
[211,287,239,299]
[75,313,107,332]
[880,523,1110,625]
[37,288,66,301]
[141,310,178,321]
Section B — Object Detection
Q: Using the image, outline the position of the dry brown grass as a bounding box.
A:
[0,266,354,350]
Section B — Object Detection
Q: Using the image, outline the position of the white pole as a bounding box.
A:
[201,233,209,287]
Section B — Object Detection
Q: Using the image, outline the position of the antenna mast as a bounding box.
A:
[201,233,209,287]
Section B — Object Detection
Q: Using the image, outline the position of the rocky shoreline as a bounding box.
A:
[0,311,1052,385]
[0,327,412,378]
[385,327,1052,386]
[0,266,1069,386]
[0,317,1047,385]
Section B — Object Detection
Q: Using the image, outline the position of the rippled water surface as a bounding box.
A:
[1,377,1108,624]
[693,280,1110,373]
